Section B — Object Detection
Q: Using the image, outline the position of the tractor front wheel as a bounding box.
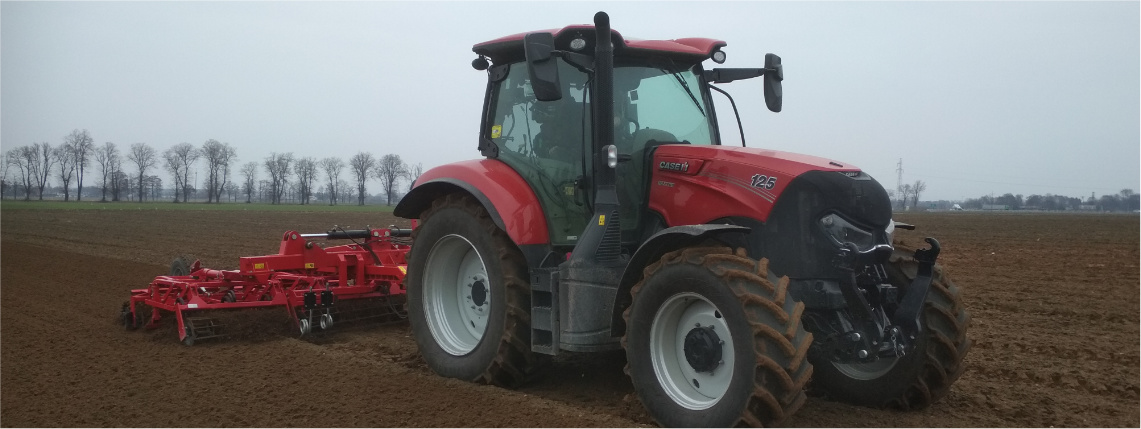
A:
[808,242,971,409]
[624,246,813,427]
[407,194,540,387]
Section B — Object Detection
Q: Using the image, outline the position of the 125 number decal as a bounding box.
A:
[751,174,777,190]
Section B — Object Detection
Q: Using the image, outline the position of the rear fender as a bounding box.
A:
[609,224,750,337]
[394,159,550,246]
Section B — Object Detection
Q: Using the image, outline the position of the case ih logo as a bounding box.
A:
[659,161,689,173]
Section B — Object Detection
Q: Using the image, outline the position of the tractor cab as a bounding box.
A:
[472,25,778,250]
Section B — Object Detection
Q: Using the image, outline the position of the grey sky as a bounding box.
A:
[3,1,1138,201]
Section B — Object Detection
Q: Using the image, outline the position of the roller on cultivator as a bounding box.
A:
[121,225,413,345]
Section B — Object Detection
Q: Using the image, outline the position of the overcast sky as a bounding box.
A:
[2,1,1138,201]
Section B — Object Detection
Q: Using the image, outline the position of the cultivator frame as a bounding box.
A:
[123,226,412,345]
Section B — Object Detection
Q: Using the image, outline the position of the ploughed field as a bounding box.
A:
[1,207,1137,427]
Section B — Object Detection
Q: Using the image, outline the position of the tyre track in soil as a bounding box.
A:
[2,209,1138,427]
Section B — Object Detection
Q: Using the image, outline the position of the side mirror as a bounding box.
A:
[524,32,563,101]
[763,53,783,112]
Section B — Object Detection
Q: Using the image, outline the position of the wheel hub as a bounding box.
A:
[683,325,723,373]
[470,279,488,307]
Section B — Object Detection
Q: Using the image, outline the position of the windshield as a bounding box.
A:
[614,64,715,146]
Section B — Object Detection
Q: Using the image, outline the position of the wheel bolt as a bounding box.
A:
[858,349,869,359]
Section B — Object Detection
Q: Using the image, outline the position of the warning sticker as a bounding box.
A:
[491,125,502,139]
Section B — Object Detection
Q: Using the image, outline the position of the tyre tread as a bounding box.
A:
[415,193,540,388]
[624,245,813,427]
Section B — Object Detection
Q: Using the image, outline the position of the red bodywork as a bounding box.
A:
[414,159,550,245]
[648,145,861,227]
[473,25,726,62]
[127,227,412,343]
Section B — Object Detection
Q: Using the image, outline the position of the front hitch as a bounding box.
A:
[891,237,941,340]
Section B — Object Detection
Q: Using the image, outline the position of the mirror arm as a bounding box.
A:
[704,68,765,84]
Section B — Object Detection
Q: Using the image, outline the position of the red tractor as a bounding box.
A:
[395,12,970,427]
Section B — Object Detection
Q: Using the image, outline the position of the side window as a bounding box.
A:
[488,63,588,161]
[485,61,590,247]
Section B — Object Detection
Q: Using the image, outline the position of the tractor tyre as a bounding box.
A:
[623,246,813,427]
[808,242,971,409]
[407,193,540,388]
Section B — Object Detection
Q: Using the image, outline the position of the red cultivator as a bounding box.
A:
[121,226,412,345]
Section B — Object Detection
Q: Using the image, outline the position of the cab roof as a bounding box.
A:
[473,24,726,65]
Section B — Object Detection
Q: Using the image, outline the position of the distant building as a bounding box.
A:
[982,204,1010,211]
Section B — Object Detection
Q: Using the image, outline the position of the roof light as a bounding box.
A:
[570,38,587,51]
[711,50,726,64]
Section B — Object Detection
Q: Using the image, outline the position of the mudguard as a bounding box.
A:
[609,224,750,337]
[394,159,550,246]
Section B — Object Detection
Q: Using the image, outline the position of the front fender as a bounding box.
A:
[609,224,750,337]
[394,159,549,246]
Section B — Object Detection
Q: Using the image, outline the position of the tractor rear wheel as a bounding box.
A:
[407,193,539,387]
[624,246,812,427]
[808,242,971,409]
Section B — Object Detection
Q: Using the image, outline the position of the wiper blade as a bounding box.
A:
[662,67,705,117]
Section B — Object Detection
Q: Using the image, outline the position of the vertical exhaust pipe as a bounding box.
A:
[569,11,620,264]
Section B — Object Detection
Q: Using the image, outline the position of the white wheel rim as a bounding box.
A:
[423,234,490,356]
[650,292,735,410]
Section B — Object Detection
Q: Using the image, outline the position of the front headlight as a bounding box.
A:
[820,213,877,250]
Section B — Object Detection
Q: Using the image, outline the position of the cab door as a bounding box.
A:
[482,61,591,248]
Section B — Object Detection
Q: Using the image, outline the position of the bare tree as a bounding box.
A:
[54,145,77,201]
[30,142,55,200]
[127,143,157,203]
[294,157,318,205]
[201,139,237,203]
[163,143,199,203]
[337,179,351,206]
[264,152,294,204]
[911,180,927,210]
[349,152,375,206]
[93,142,120,202]
[8,148,33,200]
[111,169,128,201]
[375,153,407,206]
[240,162,258,203]
[405,162,424,193]
[319,157,345,206]
[0,151,11,199]
[64,129,95,201]
[144,175,163,201]
[899,184,913,211]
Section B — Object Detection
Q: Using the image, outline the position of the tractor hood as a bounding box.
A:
[647,143,891,230]
[654,144,862,178]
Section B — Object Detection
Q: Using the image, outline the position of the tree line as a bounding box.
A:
[960,189,1140,212]
[2,129,424,205]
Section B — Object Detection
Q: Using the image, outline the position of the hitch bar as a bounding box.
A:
[891,237,941,339]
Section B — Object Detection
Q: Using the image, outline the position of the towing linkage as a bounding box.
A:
[823,237,941,363]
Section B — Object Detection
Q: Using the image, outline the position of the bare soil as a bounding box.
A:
[1,208,1137,427]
